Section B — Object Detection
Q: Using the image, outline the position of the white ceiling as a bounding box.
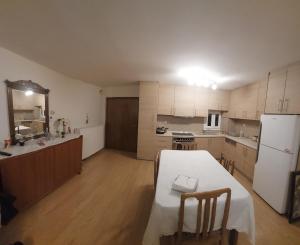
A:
[0,0,300,89]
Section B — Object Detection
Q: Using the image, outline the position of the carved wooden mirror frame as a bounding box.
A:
[5,80,50,144]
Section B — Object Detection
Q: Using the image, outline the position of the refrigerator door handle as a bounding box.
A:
[256,121,262,163]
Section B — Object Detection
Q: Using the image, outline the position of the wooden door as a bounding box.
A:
[105,97,139,152]
[157,84,175,115]
[284,64,300,114]
[265,70,287,113]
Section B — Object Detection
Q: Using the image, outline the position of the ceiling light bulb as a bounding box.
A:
[187,81,194,86]
[25,90,33,96]
[203,82,209,88]
[212,84,217,90]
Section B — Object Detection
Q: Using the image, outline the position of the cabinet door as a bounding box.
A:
[157,84,175,115]
[139,82,158,108]
[194,87,209,117]
[265,70,286,113]
[256,80,268,119]
[244,82,259,120]
[137,82,158,160]
[219,90,230,111]
[208,137,224,159]
[244,147,257,181]
[235,143,244,172]
[228,89,240,119]
[223,141,236,163]
[156,136,172,153]
[174,86,195,117]
[195,138,209,150]
[208,90,219,110]
[284,64,300,114]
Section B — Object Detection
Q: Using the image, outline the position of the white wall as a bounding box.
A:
[0,47,103,142]
[102,83,139,97]
[99,83,139,124]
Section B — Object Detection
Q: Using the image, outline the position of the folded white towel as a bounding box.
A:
[172,175,198,193]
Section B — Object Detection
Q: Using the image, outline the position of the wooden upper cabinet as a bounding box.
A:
[208,90,230,111]
[139,81,159,108]
[194,87,209,117]
[227,83,259,120]
[157,84,175,115]
[284,64,300,114]
[265,70,287,114]
[174,86,195,117]
[243,82,259,120]
[256,80,268,120]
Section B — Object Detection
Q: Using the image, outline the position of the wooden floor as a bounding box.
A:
[0,149,299,245]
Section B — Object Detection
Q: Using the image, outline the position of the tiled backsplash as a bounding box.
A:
[157,115,205,134]
[222,118,260,137]
[157,115,260,138]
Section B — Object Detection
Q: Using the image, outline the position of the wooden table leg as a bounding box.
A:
[229,229,239,245]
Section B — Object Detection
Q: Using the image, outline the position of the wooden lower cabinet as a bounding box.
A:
[223,138,237,163]
[0,136,83,210]
[195,137,224,159]
[195,138,209,151]
[156,136,172,154]
[208,138,224,159]
[235,143,256,181]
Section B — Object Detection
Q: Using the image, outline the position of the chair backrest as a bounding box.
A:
[177,188,231,245]
[223,159,235,175]
[154,151,161,190]
[175,142,197,150]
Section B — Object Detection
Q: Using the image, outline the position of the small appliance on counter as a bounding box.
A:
[156,126,168,134]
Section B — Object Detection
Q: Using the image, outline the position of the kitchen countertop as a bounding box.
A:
[156,131,258,150]
[0,134,81,160]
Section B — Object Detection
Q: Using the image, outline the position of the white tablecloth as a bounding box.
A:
[143,150,255,245]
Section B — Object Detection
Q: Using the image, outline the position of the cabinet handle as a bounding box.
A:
[278,99,283,112]
[284,99,289,113]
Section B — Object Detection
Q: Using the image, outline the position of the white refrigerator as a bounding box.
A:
[253,115,300,214]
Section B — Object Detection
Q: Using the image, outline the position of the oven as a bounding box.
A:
[172,132,195,150]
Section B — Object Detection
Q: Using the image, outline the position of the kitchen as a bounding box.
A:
[137,63,300,216]
[0,1,300,245]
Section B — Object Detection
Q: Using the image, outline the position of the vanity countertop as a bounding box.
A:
[0,134,81,160]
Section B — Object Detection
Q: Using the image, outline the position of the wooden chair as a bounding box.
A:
[175,188,231,245]
[223,159,235,176]
[175,143,198,150]
[154,151,161,190]
[218,153,225,164]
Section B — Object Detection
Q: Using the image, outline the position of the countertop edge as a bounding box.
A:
[0,134,82,160]
[156,133,258,150]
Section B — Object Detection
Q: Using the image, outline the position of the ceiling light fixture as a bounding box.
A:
[25,90,33,96]
[178,66,222,89]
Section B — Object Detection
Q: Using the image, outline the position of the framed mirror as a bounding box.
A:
[5,80,50,144]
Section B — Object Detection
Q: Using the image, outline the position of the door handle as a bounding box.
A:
[255,122,262,163]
